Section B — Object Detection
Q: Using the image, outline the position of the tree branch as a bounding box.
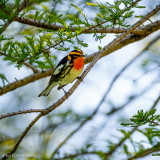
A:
[0,109,43,120]
[53,151,103,160]
[0,20,159,96]
[23,62,39,73]
[0,51,39,73]
[0,68,54,96]
[107,82,156,115]
[14,17,160,35]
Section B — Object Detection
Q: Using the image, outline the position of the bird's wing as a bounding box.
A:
[48,56,68,85]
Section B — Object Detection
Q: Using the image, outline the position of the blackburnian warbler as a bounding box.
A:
[38,49,85,97]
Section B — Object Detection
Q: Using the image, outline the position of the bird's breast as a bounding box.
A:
[73,57,84,70]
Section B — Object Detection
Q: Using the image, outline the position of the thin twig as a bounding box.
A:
[107,81,157,115]
[0,109,43,120]
[1,113,43,160]
[0,51,39,73]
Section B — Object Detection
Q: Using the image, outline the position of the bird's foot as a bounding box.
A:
[62,88,69,99]
[77,76,84,83]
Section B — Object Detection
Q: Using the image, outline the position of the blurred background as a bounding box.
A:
[0,0,160,159]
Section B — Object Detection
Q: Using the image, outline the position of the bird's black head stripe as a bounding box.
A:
[71,49,82,53]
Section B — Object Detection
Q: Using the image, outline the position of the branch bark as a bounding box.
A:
[2,5,159,160]
[15,17,160,35]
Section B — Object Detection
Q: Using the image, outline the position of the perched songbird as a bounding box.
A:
[38,49,85,97]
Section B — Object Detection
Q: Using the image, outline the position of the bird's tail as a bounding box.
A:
[38,84,56,97]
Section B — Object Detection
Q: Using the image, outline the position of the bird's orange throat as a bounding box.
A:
[73,57,84,70]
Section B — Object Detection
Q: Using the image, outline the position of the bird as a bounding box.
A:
[38,49,85,97]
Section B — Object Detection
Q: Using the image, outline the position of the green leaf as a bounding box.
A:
[86,2,97,6]
[0,73,9,86]
[71,3,85,17]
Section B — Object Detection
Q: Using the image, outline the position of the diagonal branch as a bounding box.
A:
[0,20,159,96]
[0,109,43,120]
[127,143,160,160]
[2,5,159,160]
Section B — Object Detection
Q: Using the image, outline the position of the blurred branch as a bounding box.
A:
[106,94,160,159]
[98,34,160,115]
[0,109,43,120]
[128,143,160,160]
[0,51,39,73]
[134,65,160,82]
[106,127,138,158]
[107,82,156,115]
[0,21,159,96]
[0,0,29,35]
[2,5,157,159]
[53,151,104,160]
[52,94,160,160]
[151,94,160,110]
[15,17,160,35]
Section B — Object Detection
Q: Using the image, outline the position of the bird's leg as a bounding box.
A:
[61,87,69,99]
[77,76,84,83]
[62,87,67,94]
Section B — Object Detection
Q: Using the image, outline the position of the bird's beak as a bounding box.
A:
[80,55,85,57]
